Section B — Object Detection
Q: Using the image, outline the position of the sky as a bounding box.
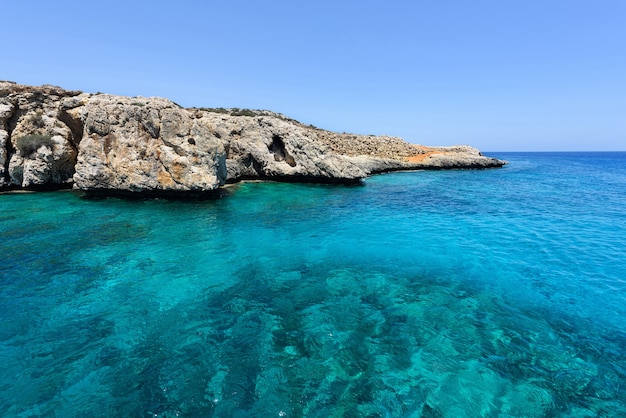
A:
[3,0,625,151]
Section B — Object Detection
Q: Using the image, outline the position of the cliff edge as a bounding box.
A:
[0,81,506,196]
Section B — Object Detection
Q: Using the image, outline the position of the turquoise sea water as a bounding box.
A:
[1,152,625,417]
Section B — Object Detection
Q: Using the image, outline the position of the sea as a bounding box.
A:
[1,152,625,417]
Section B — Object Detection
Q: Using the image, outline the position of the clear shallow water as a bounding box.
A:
[1,152,625,417]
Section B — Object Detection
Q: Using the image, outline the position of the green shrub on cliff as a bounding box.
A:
[28,112,45,128]
[15,134,54,157]
[230,108,257,117]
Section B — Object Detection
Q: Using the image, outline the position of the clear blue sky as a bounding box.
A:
[4,1,625,151]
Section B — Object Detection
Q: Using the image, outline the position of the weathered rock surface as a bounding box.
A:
[0,102,12,187]
[0,81,507,195]
[0,83,80,189]
[74,95,226,194]
[201,112,368,183]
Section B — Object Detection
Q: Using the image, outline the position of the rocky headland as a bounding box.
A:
[0,81,506,197]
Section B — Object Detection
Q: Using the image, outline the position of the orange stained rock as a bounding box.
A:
[406,145,444,163]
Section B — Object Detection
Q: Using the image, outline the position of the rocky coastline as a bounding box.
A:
[1,81,506,197]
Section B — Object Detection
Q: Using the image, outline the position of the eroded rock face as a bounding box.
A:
[74,96,226,194]
[0,81,507,195]
[1,84,80,188]
[201,113,367,183]
[0,82,228,194]
[0,102,13,187]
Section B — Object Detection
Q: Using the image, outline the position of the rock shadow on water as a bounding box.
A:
[78,187,230,201]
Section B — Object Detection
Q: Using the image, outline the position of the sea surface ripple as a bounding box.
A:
[1,152,625,416]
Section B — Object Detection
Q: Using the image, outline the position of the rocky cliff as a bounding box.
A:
[0,81,506,196]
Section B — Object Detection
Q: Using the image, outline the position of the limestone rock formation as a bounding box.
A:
[0,81,507,196]
[0,83,80,189]
[404,145,505,169]
[74,95,226,195]
[201,112,367,183]
[0,102,12,187]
